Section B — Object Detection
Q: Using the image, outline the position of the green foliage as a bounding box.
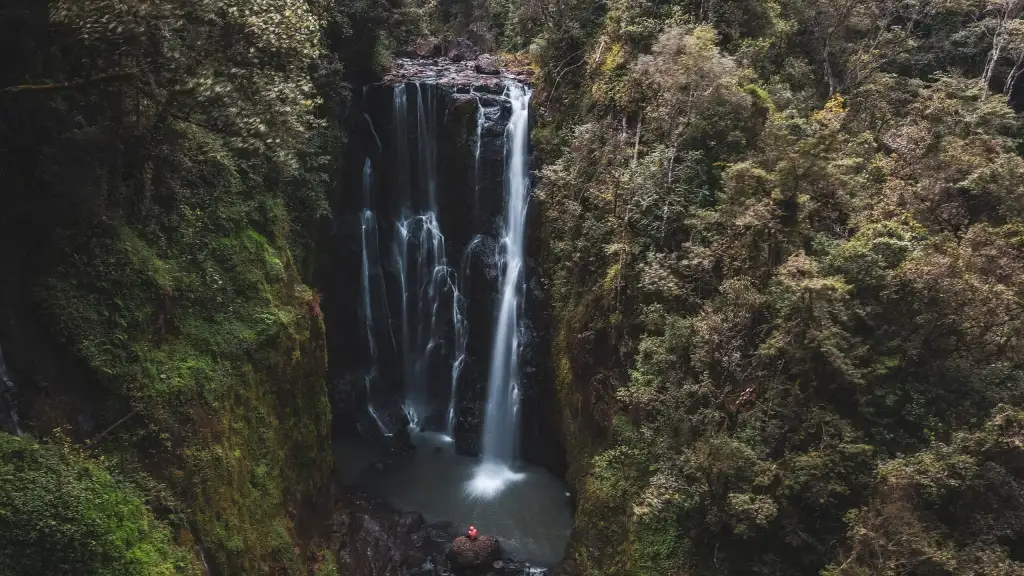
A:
[34,118,333,573]
[0,434,198,576]
[534,0,1024,574]
[826,405,1024,575]
[0,0,407,571]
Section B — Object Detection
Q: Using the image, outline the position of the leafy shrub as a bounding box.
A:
[0,434,197,576]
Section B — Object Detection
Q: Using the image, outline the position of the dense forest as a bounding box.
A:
[2,0,1024,575]
[0,1,416,574]
[519,0,1024,574]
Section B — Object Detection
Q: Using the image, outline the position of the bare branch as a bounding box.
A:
[0,72,135,96]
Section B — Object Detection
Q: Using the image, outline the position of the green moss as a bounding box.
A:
[313,553,339,576]
[602,42,625,72]
[629,510,685,576]
[743,83,773,111]
[0,434,199,576]
[36,122,332,575]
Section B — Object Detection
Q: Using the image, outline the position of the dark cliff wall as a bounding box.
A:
[323,75,564,473]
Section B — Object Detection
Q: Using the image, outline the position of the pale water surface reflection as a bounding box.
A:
[335,431,573,567]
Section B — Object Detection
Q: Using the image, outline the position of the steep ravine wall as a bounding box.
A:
[0,66,336,576]
[323,67,565,475]
[0,160,335,576]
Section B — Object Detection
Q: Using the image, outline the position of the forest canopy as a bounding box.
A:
[489,0,1024,574]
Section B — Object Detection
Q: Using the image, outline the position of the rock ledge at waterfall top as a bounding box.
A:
[383,57,534,95]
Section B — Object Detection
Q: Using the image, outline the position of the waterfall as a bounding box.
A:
[359,159,392,437]
[393,84,411,210]
[0,345,22,435]
[415,83,438,210]
[393,82,459,434]
[363,113,382,152]
[355,79,535,474]
[447,236,482,438]
[474,101,485,176]
[474,99,485,207]
[406,212,449,428]
[194,544,211,576]
[392,218,413,422]
[468,84,532,498]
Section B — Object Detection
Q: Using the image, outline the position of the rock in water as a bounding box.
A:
[447,37,478,62]
[475,54,500,75]
[448,535,500,568]
[398,511,425,533]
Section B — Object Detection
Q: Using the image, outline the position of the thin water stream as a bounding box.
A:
[470,84,532,498]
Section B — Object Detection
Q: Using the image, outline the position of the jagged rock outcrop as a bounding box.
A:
[446,37,478,62]
[474,55,499,76]
[448,536,500,569]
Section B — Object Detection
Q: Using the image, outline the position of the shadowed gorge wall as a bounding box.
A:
[0,1,417,573]
[324,71,564,474]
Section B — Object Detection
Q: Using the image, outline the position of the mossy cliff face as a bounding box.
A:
[542,251,631,575]
[0,5,336,569]
[0,0,427,571]
[0,434,199,576]
[2,120,334,574]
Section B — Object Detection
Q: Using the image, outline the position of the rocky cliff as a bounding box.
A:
[323,56,564,475]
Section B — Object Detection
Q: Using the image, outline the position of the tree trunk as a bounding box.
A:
[1003,51,1024,103]
[983,34,1005,93]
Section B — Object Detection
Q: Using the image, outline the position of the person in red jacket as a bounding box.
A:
[467,525,478,540]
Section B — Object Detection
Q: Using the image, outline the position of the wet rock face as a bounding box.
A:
[448,536,500,569]
[325,56,565,476]
[330,495,445,576]
[475,55,500,76]
[382,58,532,94]
[446,37,478,62]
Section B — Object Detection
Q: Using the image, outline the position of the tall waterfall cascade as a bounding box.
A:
[352,76,534,499]
[469,84,531,498]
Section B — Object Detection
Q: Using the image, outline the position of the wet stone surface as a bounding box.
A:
[382,58,533,95]
[449,536,500,569]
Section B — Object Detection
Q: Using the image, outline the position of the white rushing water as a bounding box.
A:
[415,83,438,210]
[343,79,572,567]
[359,159,392,436]
[357,82,535,493]
[469,84,532,498]
[447,236,483,438]
[388,83,467,437]
[474,98,485,206]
